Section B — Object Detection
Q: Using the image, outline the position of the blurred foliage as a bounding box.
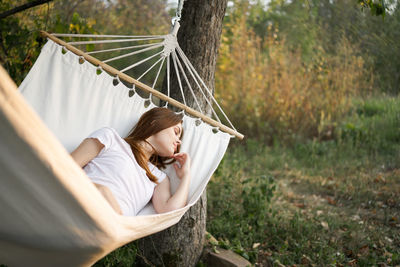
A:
[358,0,387,17]
[215,0,400,142]
[0,0,170,85]
[1,1,399,266]
[2,0,399,138]
[216,1,372,143]
[0,1,47,85]
[245,0,400,94]
[0,0,98,85]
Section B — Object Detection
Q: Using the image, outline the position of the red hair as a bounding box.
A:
[124,107,183,183]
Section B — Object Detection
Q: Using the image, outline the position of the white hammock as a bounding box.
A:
[0,39,231,266]
[0,4,243,265]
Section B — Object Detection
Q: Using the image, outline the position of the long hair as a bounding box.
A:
[124,107,183,183]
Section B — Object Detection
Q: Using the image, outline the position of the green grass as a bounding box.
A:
[91,95,400,266]
[207,95,400,266]
[94,243,138,267]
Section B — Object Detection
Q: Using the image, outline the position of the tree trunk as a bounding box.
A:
[137,0,227,266]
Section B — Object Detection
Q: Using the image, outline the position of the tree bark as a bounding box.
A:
[137,0,227,266]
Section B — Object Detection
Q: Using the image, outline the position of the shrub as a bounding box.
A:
[208,144,276,263]
[215,2,372,143]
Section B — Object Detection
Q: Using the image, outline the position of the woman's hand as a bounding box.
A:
[172,152,191,180]
[153,153,191,214]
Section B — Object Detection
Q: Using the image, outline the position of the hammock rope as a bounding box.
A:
[171,50,187,107]
[87,43,162,55]
[120,51,164,73]
[136,57,163,82]
[173,49,204,114]
[102,43,163,63]
[151,56,165,90]
[0,1,244,265]
[37,1,242,138]
[40,18,242,138]
[176,46,222,124]
[52,33,166,38]
[174,0,185,22]
[41,30,242,138]
[67,37,164,45]
[167,54,171,105]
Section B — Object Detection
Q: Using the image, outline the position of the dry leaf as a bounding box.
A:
[348,259,357,266]
[359,245,369,255]
[344,248,354,257]
[326,196,336,206]
[387,198,396,207]
[294,202,305,208]
[274,260,285,267]
[321,221,329,230]
[389,216,398,226]
[301,255,312,265]
[374,174,386,183]
[385,237,393,243]
[263,250,272,256]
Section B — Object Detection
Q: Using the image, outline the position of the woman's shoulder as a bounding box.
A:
[100,126,118,133]
[92,127,121,138]
[87,127,123,149]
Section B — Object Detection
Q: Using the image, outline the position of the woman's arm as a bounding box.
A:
[152,153,191,213]
[71,139,123,215]
[70,138,104,168]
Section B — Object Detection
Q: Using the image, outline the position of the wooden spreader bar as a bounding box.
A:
[40,31,244,140]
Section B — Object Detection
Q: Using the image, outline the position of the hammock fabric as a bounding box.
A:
[0,39,230,267]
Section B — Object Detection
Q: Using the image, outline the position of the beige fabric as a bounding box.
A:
[0,66,190,266]
[0,39,230,267]
[18,40,230,214]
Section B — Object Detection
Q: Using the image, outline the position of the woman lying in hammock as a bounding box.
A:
[70,107,190,216]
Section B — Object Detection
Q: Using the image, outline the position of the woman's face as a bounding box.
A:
[147,123,182,157]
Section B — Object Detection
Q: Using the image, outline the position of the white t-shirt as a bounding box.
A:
[83,127,166,216]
